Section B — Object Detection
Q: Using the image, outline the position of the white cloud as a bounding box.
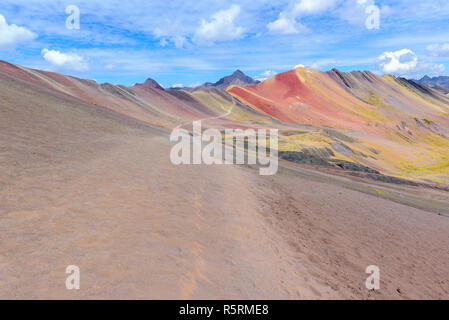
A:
[292,0,340,16]
[255,70,277,81]
[171,83,184,88]
[104,64,115,70]
[376,49,418,74]
[414,62,446,78]
[0,14,36,50]
[41,48,89,72]
[262,70,277,77]
[268,0,338,34]
[194,5,244,43]
[172,36,187,49]
[426,43,449,57]
[268,0,392,34]
[337,0,376,26]
[267,15,308,35]
[376,49,445,78]
[154,22,189,48]
[295,64,306,68]
[311,58,339,69]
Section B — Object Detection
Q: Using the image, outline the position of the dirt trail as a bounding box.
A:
[0,131,320,299]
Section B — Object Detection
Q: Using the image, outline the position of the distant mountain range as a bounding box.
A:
[142,71,449,96]
[414,75,449,94]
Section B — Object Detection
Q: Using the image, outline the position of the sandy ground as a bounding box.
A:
[1,72,448,299]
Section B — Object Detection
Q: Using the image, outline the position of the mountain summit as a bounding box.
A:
[213,70,260,89]
[134,78,164,91]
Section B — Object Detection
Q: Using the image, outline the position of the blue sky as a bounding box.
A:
[1,0,448,87]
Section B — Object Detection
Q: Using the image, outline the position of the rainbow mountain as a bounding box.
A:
[1,60,448,185]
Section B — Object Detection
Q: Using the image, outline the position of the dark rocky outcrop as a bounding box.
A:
[213,70,260,89]
[278,150,379,174]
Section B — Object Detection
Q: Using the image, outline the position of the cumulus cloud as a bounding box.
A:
[193,5,244,43]
[376,49,444,78]
[426,43,449,57]
[376,49,418,74]
[171,83,184,88]
[268,0,338,34]
[0,14,36,50]
[337,0,377,26]
[255,70,277,81]
[41,49,89,72]
[267,15,308,35]
[154,22,189,48]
